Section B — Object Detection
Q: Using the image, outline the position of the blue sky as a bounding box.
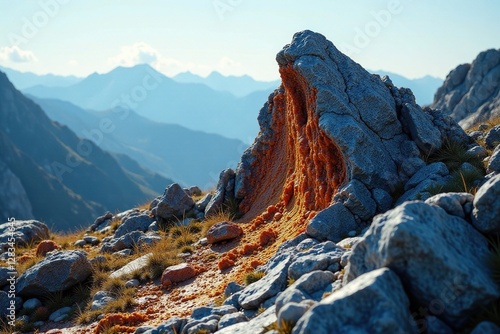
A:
[0,0,498,81]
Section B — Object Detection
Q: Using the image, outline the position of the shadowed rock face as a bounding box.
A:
[432,48,500,128]
[233,30,465,229]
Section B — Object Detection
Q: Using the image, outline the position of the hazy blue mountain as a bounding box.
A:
[0,65,81,90]
[0,71,171,231]
[24,64,265,143]
[29,95,248,188]
[173,71,280,97]
[370,70,443,106]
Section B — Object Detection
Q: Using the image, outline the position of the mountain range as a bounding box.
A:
[0,71,173,231]
[28,95,247,187]
[173,71,280,97]
[23,65,266,143]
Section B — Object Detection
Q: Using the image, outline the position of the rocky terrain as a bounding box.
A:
[1,30,500,334]
[432,48,500,129]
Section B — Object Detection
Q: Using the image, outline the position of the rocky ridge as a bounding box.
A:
[433,48,500,129]
[1,30,500,333]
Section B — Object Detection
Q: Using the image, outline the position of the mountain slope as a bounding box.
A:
[0,65,81,90]
[0,71,170,231]
[28,95,247,187]
[23,65,262,143]
[432,49,500,128]
[371,70,443,106]
[173,71,279,97]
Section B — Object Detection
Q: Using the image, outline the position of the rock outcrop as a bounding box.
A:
[16,250,92,298]
[0,219,49,252]
[432,48,500,128]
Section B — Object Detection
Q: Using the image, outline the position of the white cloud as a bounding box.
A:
[216,56,244,76]
[0,46,38,63]
[68,59,78,66]
[108,42,160,67]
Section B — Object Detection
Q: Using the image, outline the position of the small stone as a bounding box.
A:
[23,298,42,310]
[83,236,99,245]
[49,306,72,321]
[206,221,243,244]
[91,291,114,310]
[74,239,87,247]
[161,263,197,287]
[126,279,140,288]
[113,249,133,257]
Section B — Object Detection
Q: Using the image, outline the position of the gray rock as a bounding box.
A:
[74,239,86,247]
[468,130,484,140]
[137,233,161,249]
[336,236,362,249]
[425,192,474,219]
[224,281,244,297]
[235,30,448,212]
[22,297,41,310]
[404,162,449,191]
[83,236,99,245]
[401,102,442,154]
[467,145,488,159]
[334,179,377,220]
[91,290,114,310]
[218,312,248,330]
[16,250,92,298]
[485,125,500,149]
[371,188,393,213]
[89,211,113,231]
[205,168,235,217]
[185,186,202,197]
[487,145,500,173]
[277,301,314,330]
[288,242,344,280]
[182,314,219,334]
[433,49,500,130]
[110,253,152,278]
[223,291,241,309]
[400,157,427,179]
[191,305,237,320]
[470,321,500,334]
[424,316,453,334]
[238,255,292,309]
[143,316,187,334]
[293,268,416,334]
[148,221,159,232]
[49,306,72,321]
[206,221,243,244]
[134,326,156,334]
[0,220,49,252]
[126,279,140,288]
[216,305,277,334]
[100,230,144,253]
[472,173,500,233]
[305,203,357,243]
[276,270,335,313]
[346,201,500,327]
[195,193,212,212]
[152,183,195,220]
[115,213,154,238]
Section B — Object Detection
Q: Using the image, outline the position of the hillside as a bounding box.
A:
[29,95,247,187]
[0,71,172,231]
[23,65,263,143]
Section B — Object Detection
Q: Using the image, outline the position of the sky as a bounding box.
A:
[0,0,499,81]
